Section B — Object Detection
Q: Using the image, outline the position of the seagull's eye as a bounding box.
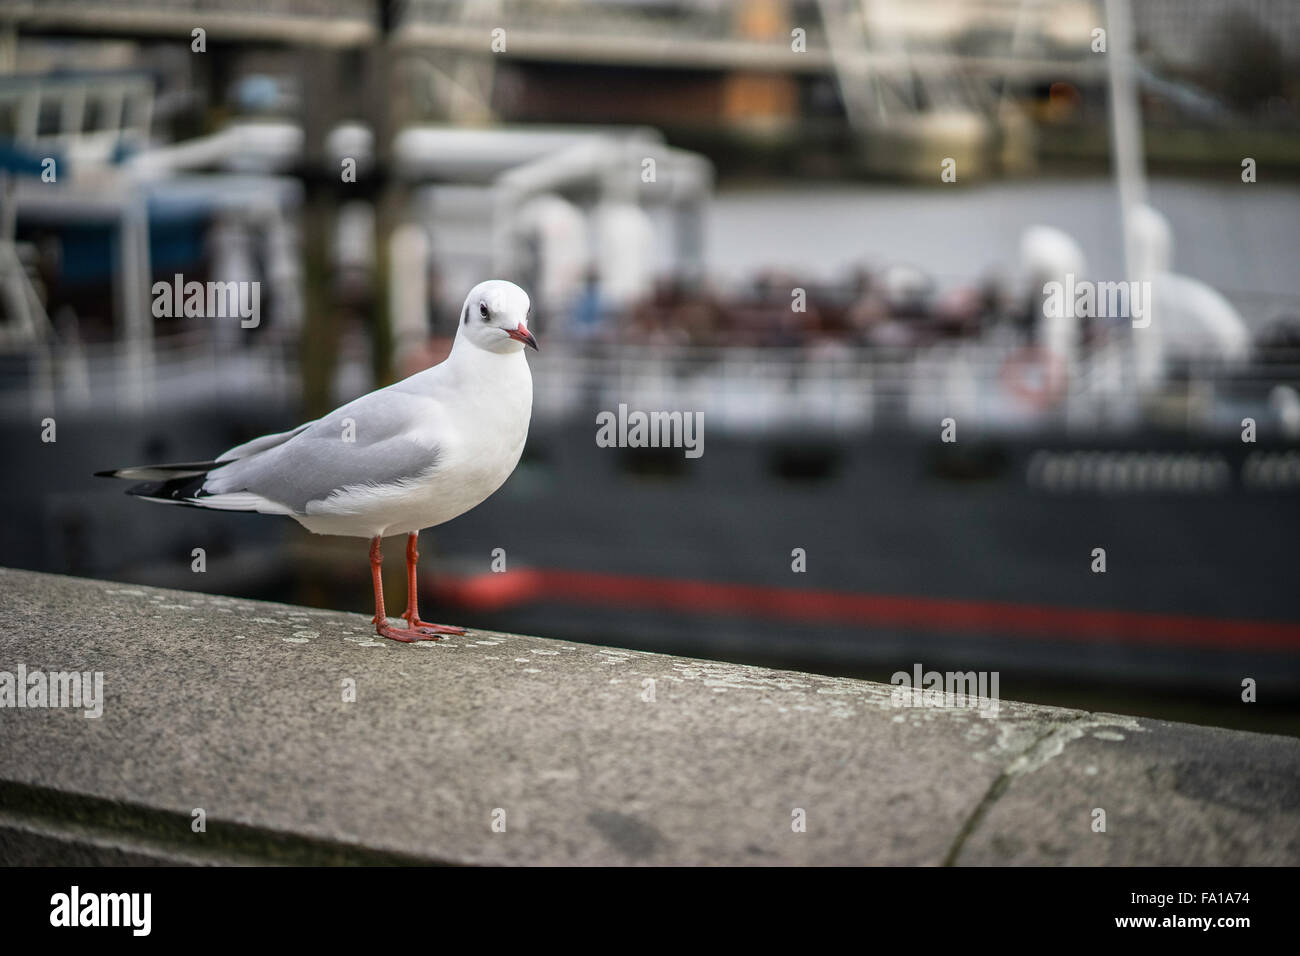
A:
[479,302,490,320]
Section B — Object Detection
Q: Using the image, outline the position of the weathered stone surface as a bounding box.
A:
[0,567,1296,865]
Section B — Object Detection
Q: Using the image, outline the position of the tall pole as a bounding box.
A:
[1104,0,1160,391]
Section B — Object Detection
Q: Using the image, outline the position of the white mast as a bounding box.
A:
[1104,0,1162,390]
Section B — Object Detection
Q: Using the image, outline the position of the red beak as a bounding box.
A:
[507,321,538,350]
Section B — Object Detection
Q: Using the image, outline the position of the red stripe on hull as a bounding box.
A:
[429,569,1300,652]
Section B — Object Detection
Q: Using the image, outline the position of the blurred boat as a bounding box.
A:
[2,39,1298,709]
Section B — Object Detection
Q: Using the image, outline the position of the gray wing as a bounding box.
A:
[216,422,315,462]
[203,388,441,514]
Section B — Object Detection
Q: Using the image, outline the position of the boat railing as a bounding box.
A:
[530,340,1300,437]
[7,327,1300,436]
[0,328,298,419]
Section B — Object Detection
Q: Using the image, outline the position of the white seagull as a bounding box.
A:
[98,279,537,642]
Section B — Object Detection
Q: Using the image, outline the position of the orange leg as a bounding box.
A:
[370,535,443,643]
[403,532,466,637]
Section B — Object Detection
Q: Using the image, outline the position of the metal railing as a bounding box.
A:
[0,328,298,418]
[530,339,1300,437]
[6,327,1300,435]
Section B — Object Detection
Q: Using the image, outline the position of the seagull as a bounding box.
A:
[98,279,537,643]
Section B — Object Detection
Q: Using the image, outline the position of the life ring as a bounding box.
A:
[1000,347,1068,408]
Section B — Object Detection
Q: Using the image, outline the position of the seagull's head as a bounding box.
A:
[458,280,538,354]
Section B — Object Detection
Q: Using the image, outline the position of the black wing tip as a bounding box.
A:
[124,473,209,502]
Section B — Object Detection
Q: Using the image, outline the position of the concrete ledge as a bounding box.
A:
[0,567,1297,865]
